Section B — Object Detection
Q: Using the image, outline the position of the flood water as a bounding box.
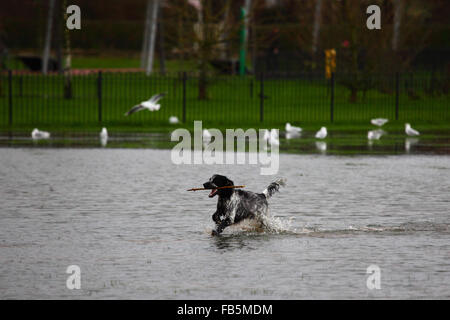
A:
[0,148,449,299]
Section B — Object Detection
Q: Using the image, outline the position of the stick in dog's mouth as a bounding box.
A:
[187,186,245,196]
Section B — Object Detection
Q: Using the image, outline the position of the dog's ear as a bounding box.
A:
[226,178,234,186]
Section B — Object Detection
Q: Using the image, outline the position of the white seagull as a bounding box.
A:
[269,129,280,146]
[202,129,212,142]
[315,127,327,139]
[100,127,108,147]
[124,93,166,116]
[169,116,179,124]
[31,128,50,139]
[405,123,420,136]
[263,129,279,146]
[263,129,270,142]
[367,129,385,140]
[371,118,388,127]
[285,123,302,134]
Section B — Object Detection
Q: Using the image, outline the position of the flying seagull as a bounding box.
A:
[371,118,388,126]
[405,123,420,136]
[124,93,166,116]
[31,128,50,139]
[315,127,327,139]
[285,123,302,134]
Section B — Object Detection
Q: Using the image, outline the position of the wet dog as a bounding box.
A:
[203,174,285,235]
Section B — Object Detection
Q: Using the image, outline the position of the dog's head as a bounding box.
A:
[203,174,234,198]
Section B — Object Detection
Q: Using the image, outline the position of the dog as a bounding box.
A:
[203,174,285,236]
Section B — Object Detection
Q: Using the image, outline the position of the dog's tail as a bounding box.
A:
[263,178,286,199]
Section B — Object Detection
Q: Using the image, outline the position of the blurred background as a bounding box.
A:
[0,0,449,130]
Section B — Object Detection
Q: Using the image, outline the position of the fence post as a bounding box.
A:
[395,72,399,121]
[330,72,335,122]
[19,76,23,97]
[8,70,12,125]
[259,72,264,122]
[182,72,187,123]
[97,71,102,123]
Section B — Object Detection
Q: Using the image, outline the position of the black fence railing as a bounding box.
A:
[0,70,448,127]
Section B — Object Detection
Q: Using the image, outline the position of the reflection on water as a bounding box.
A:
[315,141,327,153]
[405,137,419,153]
[1,129,449,155]
[0,149,449,299]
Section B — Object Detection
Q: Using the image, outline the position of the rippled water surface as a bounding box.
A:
[1,148,449,299]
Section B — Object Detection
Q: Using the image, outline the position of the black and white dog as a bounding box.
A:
[203,174,285,236]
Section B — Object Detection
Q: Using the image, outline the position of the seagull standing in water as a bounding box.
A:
[100,127,108,147]
[367,129,385,140]
[202,129,212,143]
[371,118,388,126]
[124,93,166,116]
[270,129,280,146]
[169,116,179,124]
[315,127,327,139]
[285,123,302,134]
[405,123,420,136]
[263,129,279,146]
[31,128,50,139]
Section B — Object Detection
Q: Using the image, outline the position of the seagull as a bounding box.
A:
[367,129,385,140]
[124,93,166,116]
[31,128,50,139]
[315,127,327,139]
[202,129,212,142]
[100,127,108,147]
[405,123,420,136]
[269,129,280,146]
[169,116,179,124]
[371,118,388,126]
[285,123,302,134]
[263,129,270,142]
[262,129,279,146]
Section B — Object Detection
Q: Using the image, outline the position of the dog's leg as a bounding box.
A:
[212,211,221,224]
[212,218,231,236]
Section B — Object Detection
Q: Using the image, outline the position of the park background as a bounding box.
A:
[0,0,449,149]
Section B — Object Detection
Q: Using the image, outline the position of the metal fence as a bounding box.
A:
[0,70,448,127]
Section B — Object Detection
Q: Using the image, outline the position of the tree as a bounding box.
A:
[165,0,243,99]
[62,0,72,98]
[42,0,56,74]
[320,0,435,102]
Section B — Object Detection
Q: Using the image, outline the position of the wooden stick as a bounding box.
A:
[187,185,245,191]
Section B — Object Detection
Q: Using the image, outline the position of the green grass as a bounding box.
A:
[0,72,449,132]
[5,55,198,72]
